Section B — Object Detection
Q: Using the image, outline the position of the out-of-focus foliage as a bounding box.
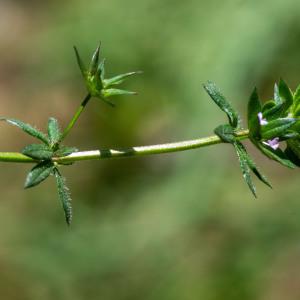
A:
[0,0,300,299]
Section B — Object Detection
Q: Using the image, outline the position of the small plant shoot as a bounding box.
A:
[0,44,299,225]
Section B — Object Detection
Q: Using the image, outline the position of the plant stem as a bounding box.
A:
[0,129,249,164]
[60,93,91,141]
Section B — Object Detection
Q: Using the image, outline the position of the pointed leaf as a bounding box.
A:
[24,161,53,189]
[99,97,116,107]
[261,118,296,140]
[256,142,295,168]
[295,106,300,117]
[280,131,299,140]
[22,143,53,160]
[287,119,300,133]
[102,88,137,98]
[48,117,61,146]
[103,71,142,88]
[89,44,100,75]
[246,158,272,189]
[274,83,282,105]
[279,79,293,114]
[237,142,272,188]
[214,124,235,143]
[0,118,49,145]
[234,142,257,197]
[247,88,262,139]
[262,100,275,112]
[54,146,78,157]
[203,81,240,128]
[74,46,87,78]
[97,58,106,80]
[286,138,300,162]
[285,144,300,167]
[293,84,300,110]
[263,102,285,120]
[54,168,72,225]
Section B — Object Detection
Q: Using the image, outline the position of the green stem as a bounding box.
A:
[60,93,91,141]
[0,129,249,163]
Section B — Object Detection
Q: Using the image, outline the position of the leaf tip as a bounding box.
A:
[24,182,32,189]
[66,216,72,226]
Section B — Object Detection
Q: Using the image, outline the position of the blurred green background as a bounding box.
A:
[0,0,300,299]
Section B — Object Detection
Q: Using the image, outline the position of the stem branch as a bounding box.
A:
[0,129,249,164]
[60,93,91,141]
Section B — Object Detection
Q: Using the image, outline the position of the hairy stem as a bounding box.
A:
[0,129,249,163]
[60,93,91,141]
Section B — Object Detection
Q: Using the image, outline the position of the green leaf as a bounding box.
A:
[256,143,295,168]
[89,44,100,75]
[279,78,293,114]
[203,81,240,128]
[233,142,257,197]
[103,71,142,88]
[285,143,300,167]
[214,124,235,143]
[237,142,272,188]
[48,118,61,146]
[286,138,300,162]
[54,146,78,157]
[260,118,296,140]
[102,88,137,98]
[0,118,49,145]
[97,58,106,81]
[293,84,300,109]
[262,100,276,113]
[280,131,299,140]
[54,168,72,225]
[263,102,284,120]
[24,161,53,189]
[74,46,87,78]
[274,83,282,105]
[22,143,53,160]
[247,88,262,139]
[295,106,300,117]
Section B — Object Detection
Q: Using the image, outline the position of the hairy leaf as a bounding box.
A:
[247,87,262,139]
[89,44,100,75]
[22,143,53,160]
[286,138,300,161]
[237,142,272,188]
[48,118,61,146]
[203,81,240,128]
[261,118,296,140]
[295,106,300,117]
[102,88,137,98]
[54,168,72,225]
[280,131,299,141]
[279,78,293,114]
[97,58,106,80]
[257,143,295,168]
[293,84,300,110]
[274,83,282,105]
[263,102,284,120]
[262,100,275,112]
[103,71,142,88]
[234,142,257,197]
[24,161,53,189]
[285,143,300,167]
[214,124,235,143]
[73,46,87,78]
[0,118,49,145]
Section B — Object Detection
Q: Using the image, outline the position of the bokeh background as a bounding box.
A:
[0,0,300,299]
